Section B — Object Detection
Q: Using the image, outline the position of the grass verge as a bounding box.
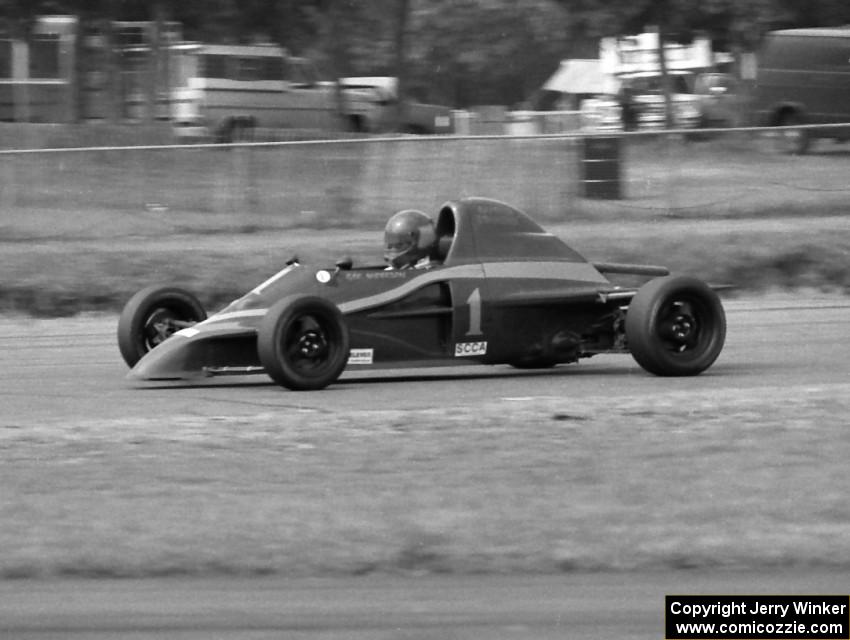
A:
[1,386,847,578]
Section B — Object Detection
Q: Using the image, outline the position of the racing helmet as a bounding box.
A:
[384,209,437,269]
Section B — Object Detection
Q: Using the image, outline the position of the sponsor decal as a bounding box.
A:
[455,341,487,357]
[347,348,374,365]
[342,271,407,281]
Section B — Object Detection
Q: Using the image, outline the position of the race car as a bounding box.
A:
[118,197,726,390]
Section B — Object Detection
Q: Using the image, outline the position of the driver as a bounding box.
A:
[383,209,437,270]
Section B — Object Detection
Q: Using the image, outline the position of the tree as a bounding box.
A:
[553,0,799,50]
[407,0,572,106]
[777,0,850,28]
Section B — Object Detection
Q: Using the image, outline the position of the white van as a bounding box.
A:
[170,43,339,140]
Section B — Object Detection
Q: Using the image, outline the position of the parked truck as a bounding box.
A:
[169,43,453,140]
[338,76,454,134]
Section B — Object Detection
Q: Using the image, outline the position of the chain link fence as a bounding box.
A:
[1,125,848,314]
[1,126,849,244]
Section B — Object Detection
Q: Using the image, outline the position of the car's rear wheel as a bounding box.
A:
[117,285,207,368]
[257,295,350,390]
[776,111,809,155]
[625,276,725,376]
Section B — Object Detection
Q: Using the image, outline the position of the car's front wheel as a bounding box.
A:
[117,285,207,368]
[257,295,350,390]
[625,276,725,376]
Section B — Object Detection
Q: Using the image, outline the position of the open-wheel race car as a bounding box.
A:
[118,197,726,390]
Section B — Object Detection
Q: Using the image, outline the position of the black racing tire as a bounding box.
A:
[625,276,725,376]
[117,285,207,368]
[215,117,235,143]
[257,294,350,391]
[348,115,366,133]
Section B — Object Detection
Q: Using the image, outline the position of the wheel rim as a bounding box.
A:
[142,307,195,351]
[283,313,336,376]
[777,127,805,154]
[656,298,710,355]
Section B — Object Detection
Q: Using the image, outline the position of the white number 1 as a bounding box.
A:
[466,288,482,336]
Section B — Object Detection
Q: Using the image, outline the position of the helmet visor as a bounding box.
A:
[385,235,415,259]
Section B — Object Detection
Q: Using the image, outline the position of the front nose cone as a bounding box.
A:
[128,334,198,380]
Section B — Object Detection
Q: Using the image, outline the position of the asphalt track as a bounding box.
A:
[0,295,848,425]
[1,294,848,639]
[2,570,848,640]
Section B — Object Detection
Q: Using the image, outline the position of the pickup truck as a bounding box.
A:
[338,77,454,134]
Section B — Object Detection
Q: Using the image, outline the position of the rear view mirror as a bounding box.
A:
[335,256,353,271]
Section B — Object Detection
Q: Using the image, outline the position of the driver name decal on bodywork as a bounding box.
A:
[455,341,487,357]
[348,348,374,365]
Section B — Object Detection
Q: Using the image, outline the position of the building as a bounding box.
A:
[0,15,182,123]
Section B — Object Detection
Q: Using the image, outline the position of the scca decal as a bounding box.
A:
[347,348,374,365]
[455,341,487,357]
